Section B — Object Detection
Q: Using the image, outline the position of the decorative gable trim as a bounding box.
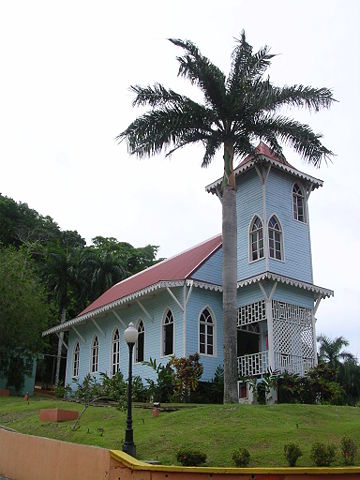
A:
[238,272,333,299]
[206,157,323,195]
[42,279,223,336]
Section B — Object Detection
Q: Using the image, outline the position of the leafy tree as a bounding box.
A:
[317,334,354,368]
[337,358,360,405]
[0,246,55,390]
[0,193,61,247]
[117,32,334,401]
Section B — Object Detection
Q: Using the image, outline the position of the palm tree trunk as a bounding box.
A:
[55,307,66,386]
[222,143,238,403]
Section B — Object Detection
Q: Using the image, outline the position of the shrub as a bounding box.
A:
[176,449,207,466]
[310,442,336,466]
[341,436,357,466]
[284,443,302,467]
[169,353,203,402]
[55,382,71,399]
[232,448,250,467]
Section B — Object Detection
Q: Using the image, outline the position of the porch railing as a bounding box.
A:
[237,350,268,377]
[274,352,315,375]
[237,351,315,378]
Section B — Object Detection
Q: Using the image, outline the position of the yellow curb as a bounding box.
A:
[110,450,360,475]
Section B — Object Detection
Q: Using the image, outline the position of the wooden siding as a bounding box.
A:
[185,288,223,381]
[266,169,313,283]
[236,169,266,280]
[191,247,223,285]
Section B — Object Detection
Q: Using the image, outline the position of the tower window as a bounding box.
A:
[250,216,264,261]
[136,320,145,363]
[293,184,306,222]
[268,216,283,260]
[199,308,215,355]
[162,309,174,356]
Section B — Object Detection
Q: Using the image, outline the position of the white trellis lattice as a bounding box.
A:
[237,300,266,327]
[272,300,315,374]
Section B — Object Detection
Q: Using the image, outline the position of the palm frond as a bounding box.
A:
[227,30,274,95]
[254,83,336,112]
[117,103,214,158]
[201,135,222,167]
[130,83,190,108]
[250,114,334,166]
[169,38,226,114]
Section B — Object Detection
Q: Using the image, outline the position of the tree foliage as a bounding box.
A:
[0,246,56,389]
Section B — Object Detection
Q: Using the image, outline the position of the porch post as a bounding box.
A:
[265,300,275,371]
[311,310,318,367]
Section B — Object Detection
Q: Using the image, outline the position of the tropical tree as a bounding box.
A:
[117,32,334,402]
[0,246,55,390]
[317,335,355,368]
[44,244,81,385]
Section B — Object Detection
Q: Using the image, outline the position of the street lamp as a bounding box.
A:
[122,322,138,457]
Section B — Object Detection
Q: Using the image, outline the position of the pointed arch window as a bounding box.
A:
[293,184,306,222]
[199,308,215,355]
[250,216,264,261]
[268,215,283,260]
[111,328,120,376]
[136,320,145,363]
[162,309,174,356]
[91,336,99,373]
[72,342,80,378]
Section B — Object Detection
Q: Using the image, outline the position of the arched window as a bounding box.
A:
[162,309,174,356]
[293,183,306,222]
[136,320,145,363]
[250,216,264,261]
[268,215,283,260]
[199,308,215,355]
[111,328,120,376]
[72,342,80,378]
[91,336,99,373]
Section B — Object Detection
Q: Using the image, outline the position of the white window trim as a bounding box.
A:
[268,214,285,262]
[292,182,307,224]
[248,214,265,264]
[90,334,99,374]
[110,327,120,377]
[135,318,145,364]
[160,308,174,358]
[72,341,80,379]
[198,305,217,357]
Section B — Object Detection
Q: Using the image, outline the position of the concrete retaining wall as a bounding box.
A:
[1,427,359,480]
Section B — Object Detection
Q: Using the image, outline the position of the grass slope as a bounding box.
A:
[0,396,359,467]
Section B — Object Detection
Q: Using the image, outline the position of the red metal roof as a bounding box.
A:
[237,141,295,169]
[78,234,222,317]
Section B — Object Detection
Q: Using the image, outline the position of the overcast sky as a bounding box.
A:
[1,0,359,357]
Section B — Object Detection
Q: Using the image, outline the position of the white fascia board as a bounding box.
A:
[205,157,323,195]
[42,279,223,336]
[237,272,334,299]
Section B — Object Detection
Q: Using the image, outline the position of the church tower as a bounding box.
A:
[207,142,333,400]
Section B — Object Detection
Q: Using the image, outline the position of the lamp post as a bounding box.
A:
[122,322,138,457]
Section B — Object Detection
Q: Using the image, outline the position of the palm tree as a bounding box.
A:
[317,335,354,368]
[45,244,80,385]
[117,32,335,402]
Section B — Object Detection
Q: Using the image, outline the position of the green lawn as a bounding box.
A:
[0,396,359,467]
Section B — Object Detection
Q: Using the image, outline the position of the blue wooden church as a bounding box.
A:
[43,142,333,401]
